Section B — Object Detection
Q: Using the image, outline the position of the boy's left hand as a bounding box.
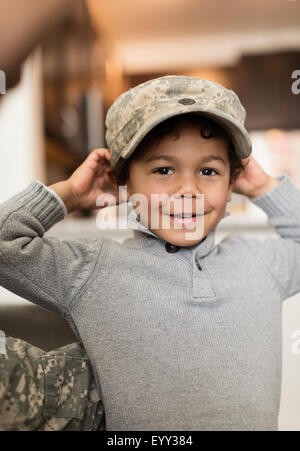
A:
[231,155,280,199]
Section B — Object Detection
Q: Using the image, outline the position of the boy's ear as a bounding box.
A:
[227,179,234,203]
[106,168,131,203]
[106,167,117,189]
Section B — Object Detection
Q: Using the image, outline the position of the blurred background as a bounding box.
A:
[0,0,300,430]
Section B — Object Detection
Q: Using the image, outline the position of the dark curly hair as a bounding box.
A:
[109,113,245,186]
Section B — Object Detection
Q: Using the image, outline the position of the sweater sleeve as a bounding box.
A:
[0,181,103,316]
[245,173,300,300]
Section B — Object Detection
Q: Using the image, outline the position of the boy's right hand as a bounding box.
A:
[49,148,120,213]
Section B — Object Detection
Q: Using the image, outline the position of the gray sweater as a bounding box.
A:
[0,173,300,431]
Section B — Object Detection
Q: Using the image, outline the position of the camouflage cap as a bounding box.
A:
[105,75,252,170]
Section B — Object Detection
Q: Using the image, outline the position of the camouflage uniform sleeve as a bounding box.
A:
[0,334,105,431]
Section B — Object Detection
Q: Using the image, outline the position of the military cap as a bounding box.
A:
[105,75,252,170]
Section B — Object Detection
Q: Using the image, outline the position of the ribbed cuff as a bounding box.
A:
[250,173,300,218]
[11,181,67,232]
[35,180,68,218]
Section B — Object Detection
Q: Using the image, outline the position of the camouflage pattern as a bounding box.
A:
[0,334,105,431]
[105,75,252,170]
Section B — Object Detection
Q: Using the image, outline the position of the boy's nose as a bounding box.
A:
[169,177,204,214]
[173,174,202,199]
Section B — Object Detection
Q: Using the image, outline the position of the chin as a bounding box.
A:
[154,214,213,246]
[177,238,206,247]
[158,229,207,247]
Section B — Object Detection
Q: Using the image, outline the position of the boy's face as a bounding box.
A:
[125,123,234,247]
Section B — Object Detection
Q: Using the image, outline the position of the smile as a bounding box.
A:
[163,213,205,224]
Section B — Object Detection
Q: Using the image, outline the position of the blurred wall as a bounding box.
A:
[0,49,45,202]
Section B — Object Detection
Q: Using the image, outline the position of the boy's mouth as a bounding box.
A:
[163,210,204,217]
[163,212,205,225]
[169,212,200,217]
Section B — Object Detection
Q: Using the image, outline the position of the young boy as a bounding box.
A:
[0,75,299,431]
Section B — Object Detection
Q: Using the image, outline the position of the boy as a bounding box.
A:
[0,75,299,431]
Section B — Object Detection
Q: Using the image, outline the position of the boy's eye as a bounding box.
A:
[200,168,218,176]
[154,167,218,176]
[153,167,173,175]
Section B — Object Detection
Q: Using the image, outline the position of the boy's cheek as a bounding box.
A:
[206,192,228,212]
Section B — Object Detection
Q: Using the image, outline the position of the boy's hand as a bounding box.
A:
[49,148,120,213]
[67,148,120,211]
[231,155,280,199]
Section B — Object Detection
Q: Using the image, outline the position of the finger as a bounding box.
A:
[92,148,111,160]
[87,148,110,165]
[83,149,111,173]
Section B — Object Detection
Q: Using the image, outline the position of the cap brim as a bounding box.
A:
[120,105,252,164]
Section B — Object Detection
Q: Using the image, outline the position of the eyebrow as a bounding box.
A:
[145,154,227,166]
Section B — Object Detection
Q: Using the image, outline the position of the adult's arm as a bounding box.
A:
[0,0,82,88]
